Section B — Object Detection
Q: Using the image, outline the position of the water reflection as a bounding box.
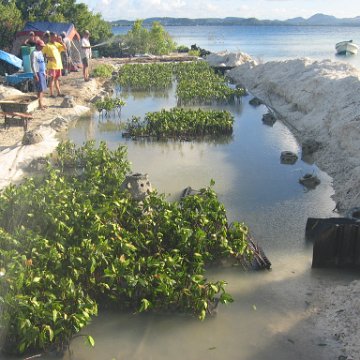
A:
[68,88,336,247]
[61,85,348,360]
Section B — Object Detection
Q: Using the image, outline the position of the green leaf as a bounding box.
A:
[47,326,54,342]
[87,335,95,347]
[18,341,26,354]
[139,298,151,312]
[52,310,58,323]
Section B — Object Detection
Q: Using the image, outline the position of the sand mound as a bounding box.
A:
[228,58,360,212]
[0,85,23,100]
[315,280,360,359]
[205,51,256,67]
[228,57,360,359]
[0,126,58,189]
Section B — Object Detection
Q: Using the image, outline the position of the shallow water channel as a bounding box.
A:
[16,82,358,359]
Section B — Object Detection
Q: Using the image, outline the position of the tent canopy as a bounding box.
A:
[0,50,22,69]
[0,50,22,75]
[17,21,80,40]
[12,22,82,68]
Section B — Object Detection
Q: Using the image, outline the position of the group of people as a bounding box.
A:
[26,30,92,110]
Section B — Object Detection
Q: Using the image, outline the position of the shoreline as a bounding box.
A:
[221,53,360,359]
[0,54,359,359]
[0,64,110,188]
[226,56,360,214]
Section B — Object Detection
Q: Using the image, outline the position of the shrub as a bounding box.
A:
[92,64,115,79]
[94,96,126,116]
[188,49,200,57]
[122,20,176,56]
[177,45,190,53]
[126,108,234,137]
[0,141,252,355]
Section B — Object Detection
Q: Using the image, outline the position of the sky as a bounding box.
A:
[79,0,360,22]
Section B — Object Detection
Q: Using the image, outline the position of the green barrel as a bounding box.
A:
[21,46,35,73]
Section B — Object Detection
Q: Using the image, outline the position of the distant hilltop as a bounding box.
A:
[110,13,360,27]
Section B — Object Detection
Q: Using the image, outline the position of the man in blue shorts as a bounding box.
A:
[31,39,47,110]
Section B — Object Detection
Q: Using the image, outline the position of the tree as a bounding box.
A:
[14,0,56,21]
[13,0,112,43]
[122,20,176,56]
[0,1,23,51]
[149,21,176,55]
[125,19,150,55]
[61,2,112,42]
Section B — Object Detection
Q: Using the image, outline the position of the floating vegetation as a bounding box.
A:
[116,63,174,91]
[115,62,246,105]
[175,62,246,105]
[0,141,253,355]
[125,108,234,138]
[94,96,126,117]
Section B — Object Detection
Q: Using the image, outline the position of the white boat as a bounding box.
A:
[335,40,359,55]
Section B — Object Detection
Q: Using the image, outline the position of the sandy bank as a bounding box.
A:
[226,57,360,213]
[0,66,110,189]
[212,53,360,360]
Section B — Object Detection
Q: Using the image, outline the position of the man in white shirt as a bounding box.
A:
[81,30,92,81]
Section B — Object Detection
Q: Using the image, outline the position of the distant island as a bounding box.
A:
[110,13,360,27]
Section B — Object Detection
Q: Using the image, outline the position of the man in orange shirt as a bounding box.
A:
[42,32,66,97]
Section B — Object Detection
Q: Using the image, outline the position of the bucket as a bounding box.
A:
[21,46,35,73]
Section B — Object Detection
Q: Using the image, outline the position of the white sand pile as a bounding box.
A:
[228,57,360,212]
[0,102,90,190]
[0,126,58,189]
[0,85,23,100]
[227,55,360,359]
[314,280,360,359]
[205,51,256,67]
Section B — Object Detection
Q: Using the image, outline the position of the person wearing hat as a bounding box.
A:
[81,30,92,81]
[42,31,67,97]
[30,39,47,110]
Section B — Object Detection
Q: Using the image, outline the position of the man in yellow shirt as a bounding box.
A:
[42,32,66,97]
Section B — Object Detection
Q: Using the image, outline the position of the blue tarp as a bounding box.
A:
[0,50,22,69]
[23,21,74,37]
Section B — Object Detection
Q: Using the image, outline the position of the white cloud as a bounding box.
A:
[205,3,220,13]
[78,0,360,21]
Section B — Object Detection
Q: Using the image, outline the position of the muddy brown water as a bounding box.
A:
[3,84,358,359]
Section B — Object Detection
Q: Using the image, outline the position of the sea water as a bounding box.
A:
[113,24,360,68]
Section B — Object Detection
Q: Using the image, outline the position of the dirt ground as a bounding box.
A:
[0,66,103,149]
